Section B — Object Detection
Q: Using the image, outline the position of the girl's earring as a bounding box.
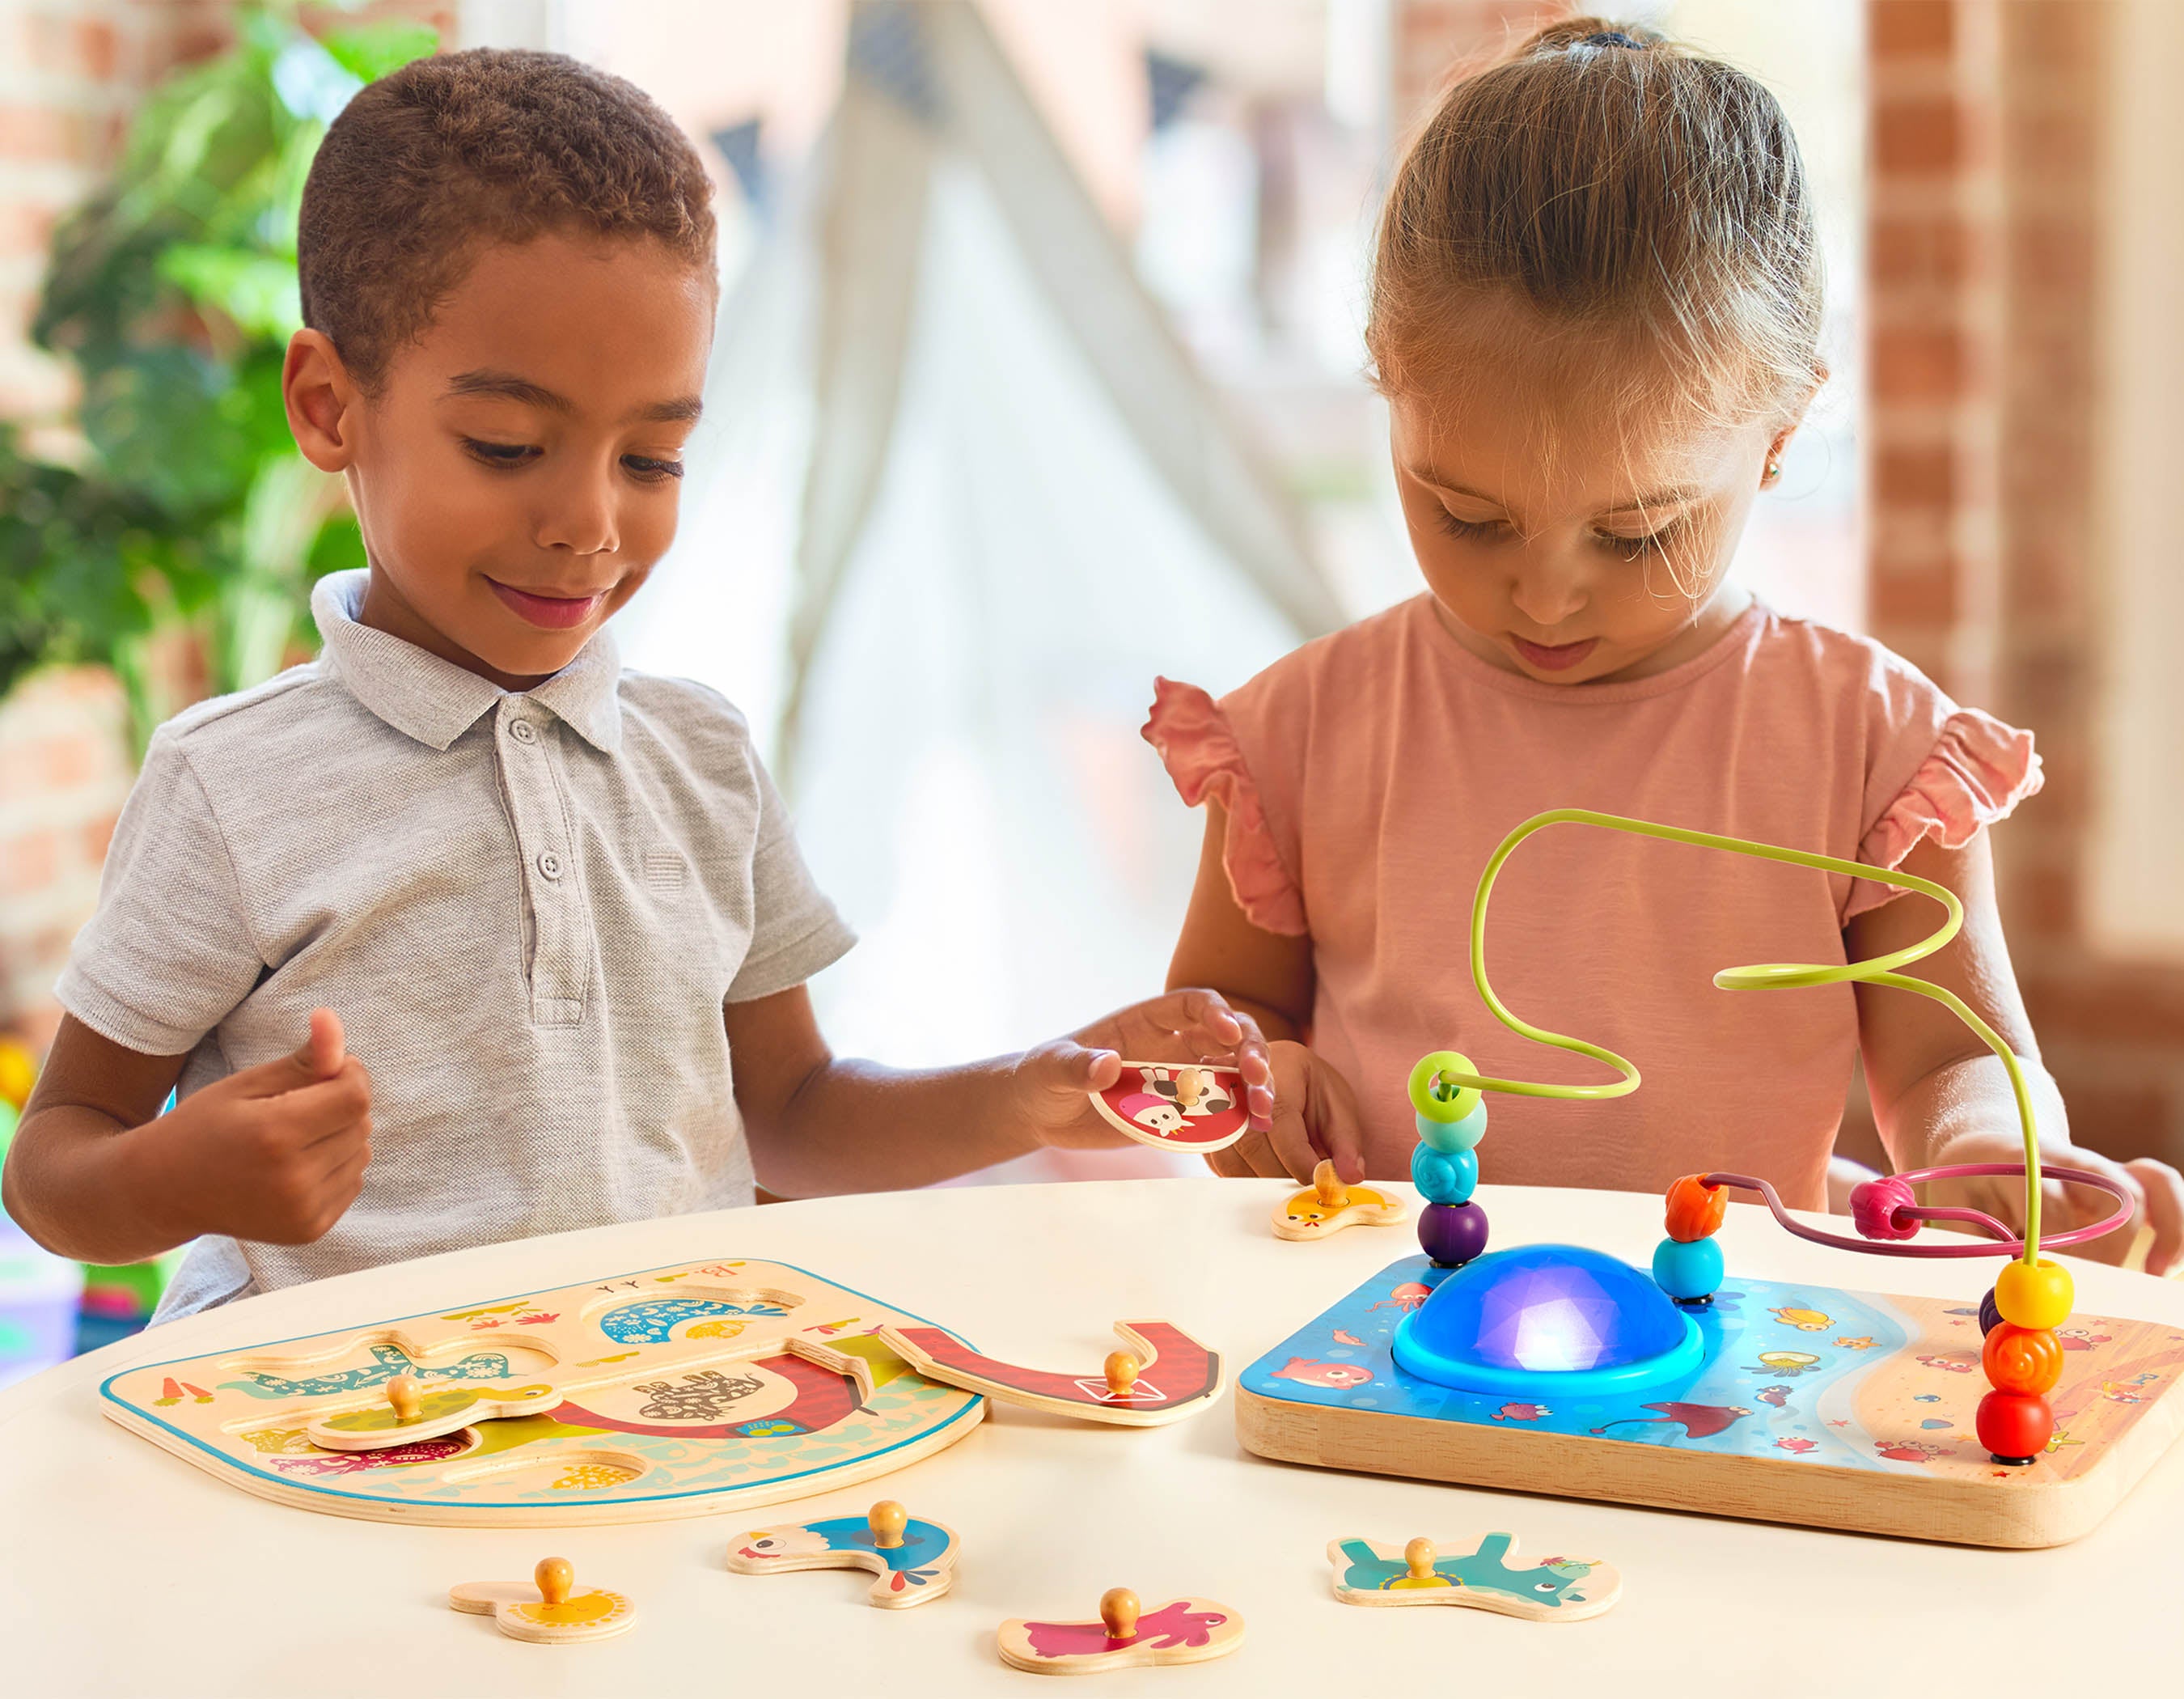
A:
[1763,459,1783,486]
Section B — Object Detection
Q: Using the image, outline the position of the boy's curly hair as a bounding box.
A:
[298,49,717,392]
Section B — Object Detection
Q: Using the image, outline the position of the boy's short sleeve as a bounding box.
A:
[54,732,265,1056]
[724,749,857,1003]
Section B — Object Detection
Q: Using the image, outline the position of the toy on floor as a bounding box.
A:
[103,1259,986,1525]
[997,1587,1244,1675]
[1327,1531,1621,1621]
[1272,1159,1407,1241]
[726,1499,959,1608]
[877,1319,1222,1426]
[1241,808,2184,1548]
[450,1557,637,1644]
[1090,1061,1249,1153]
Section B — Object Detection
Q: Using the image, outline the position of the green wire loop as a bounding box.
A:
[1441,808,2044,1265]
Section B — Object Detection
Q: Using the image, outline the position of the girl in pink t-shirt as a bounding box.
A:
[1148,18,2181,1270]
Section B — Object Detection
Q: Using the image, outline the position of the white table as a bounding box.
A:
[4,1179,2182,1695]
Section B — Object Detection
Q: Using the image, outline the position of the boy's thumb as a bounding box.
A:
[299,1008,346,1078]
[1034,1041,1120,1095]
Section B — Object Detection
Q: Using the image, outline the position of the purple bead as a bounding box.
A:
[1420,1201,1489,1269]
[1979,1287,2002,1336]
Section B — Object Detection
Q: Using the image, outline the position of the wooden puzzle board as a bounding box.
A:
[101,1257,984,1526]
[1238,1254,2184,1548]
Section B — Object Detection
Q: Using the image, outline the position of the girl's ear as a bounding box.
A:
[283,329,358,472]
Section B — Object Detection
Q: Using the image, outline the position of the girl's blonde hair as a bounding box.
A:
[1367,17,1822,426]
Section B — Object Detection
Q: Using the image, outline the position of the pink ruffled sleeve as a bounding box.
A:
[1142,677,1307,936]
[1845,707,2044,919]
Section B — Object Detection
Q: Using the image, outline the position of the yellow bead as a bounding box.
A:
[1995,1258,2074,1331]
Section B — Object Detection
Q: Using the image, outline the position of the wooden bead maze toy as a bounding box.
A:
[1238,809,2184,1548]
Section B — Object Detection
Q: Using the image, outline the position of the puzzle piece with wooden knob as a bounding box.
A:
[1327,1531,1621,1621]
[1272,1159,1407,1241]
[450,1556,637,1644]
[997,1587,1244,1676]
[726,1499,959,1608]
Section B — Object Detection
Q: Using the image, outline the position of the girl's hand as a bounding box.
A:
[1203,1039,1365,1185]
[1927,1131,2184,1277]
[1009,989,1275,1152]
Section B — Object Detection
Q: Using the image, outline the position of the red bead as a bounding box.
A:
[1849,1175,1919,1241]
[1664,1175,1726,1243]
[1975,1390,2052,1463]
[1982,1324,2063,1396]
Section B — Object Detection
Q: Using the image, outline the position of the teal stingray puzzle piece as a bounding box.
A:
[1327,1532,1622,1621]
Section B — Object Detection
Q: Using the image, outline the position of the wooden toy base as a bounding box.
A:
[101,1258,984,1527]
[1237,1256,2184,1549]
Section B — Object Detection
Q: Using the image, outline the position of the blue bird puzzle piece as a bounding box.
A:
[726,1501,959,1608]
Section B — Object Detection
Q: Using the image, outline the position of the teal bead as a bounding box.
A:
[1652,1234,1725,1303]
[1416,1103,1488,1155]
[1411,1143,1477,1205]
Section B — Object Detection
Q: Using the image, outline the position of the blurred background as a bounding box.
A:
[0,0,2176,1370]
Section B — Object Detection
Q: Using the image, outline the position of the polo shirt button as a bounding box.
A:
[510,719,537,744]
[537,850,563,879]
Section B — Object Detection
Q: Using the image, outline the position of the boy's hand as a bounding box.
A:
[1928,1130,2184,1277]
[144,1009,375,1246]
[1203,1038,1366,1186]
[1008,989,1275,1154]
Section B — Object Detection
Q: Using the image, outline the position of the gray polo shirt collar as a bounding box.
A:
[311,570,624,754]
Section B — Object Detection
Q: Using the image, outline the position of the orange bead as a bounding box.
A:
[1665,1175,1727,1244]
[1982,1324,2063,1396]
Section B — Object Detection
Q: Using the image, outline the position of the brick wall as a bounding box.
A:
[1867,0,2184,1167]
[0,1,452,1042]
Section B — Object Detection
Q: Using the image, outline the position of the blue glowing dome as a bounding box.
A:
[1392,1243,1703,1398]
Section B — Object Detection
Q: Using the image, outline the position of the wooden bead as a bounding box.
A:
[535,1557,574,1606]
[1664,1175,1727,1243]
[1104,1351,1140,1398]
[1100,1587,1140,1641]
[1403,1537,1437,1581]
[1313,1159,1345,1208]
[1983,1324,2063,1396]
[868,1500,907,1549]
[387,1374,422,1423]
[1995,1259,2074,1331]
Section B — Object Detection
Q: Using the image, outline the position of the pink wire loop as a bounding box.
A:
[1700,1164,2134,1259]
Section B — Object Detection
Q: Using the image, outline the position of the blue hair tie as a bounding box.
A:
[1582,30,1642,49]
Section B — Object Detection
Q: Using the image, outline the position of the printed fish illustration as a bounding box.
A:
[1773,1436,1817,1455]
[1754,1385,1792,1409]
[1589,1401,1752,1441]
[1832,1336,1876,1350]
[1491,1401,1551,1421]
[1270,1358,1373,1391]
[1331,1329,1365,1348]
[1770,1306,1832,1333]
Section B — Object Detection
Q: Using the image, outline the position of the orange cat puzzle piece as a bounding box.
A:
[449,1557,637,1644]
[1272,1160,1409,1242]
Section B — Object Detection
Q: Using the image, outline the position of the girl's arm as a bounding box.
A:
[1166,801,1367,1182]
[728,982,1273,1198]
[1849,832,2183,1274]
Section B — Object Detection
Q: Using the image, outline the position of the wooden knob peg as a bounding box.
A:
[1175,1066,1204,1110]
[387,1374,422,1423]
[1313,1159,1345,1207]
[1100,1587,1140,1642]
[535,1557,574,1606]
[1104,1351,1140,1398]
[869,1500,907,1549]
[1404,1537,1437,1581]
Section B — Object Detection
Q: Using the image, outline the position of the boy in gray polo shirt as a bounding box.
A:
[3,51,1290,1320]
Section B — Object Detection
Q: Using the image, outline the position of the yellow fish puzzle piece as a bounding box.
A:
[306,1374,561,1452]
[1272,1160,1408,1242]
[451,1557,637,1645]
